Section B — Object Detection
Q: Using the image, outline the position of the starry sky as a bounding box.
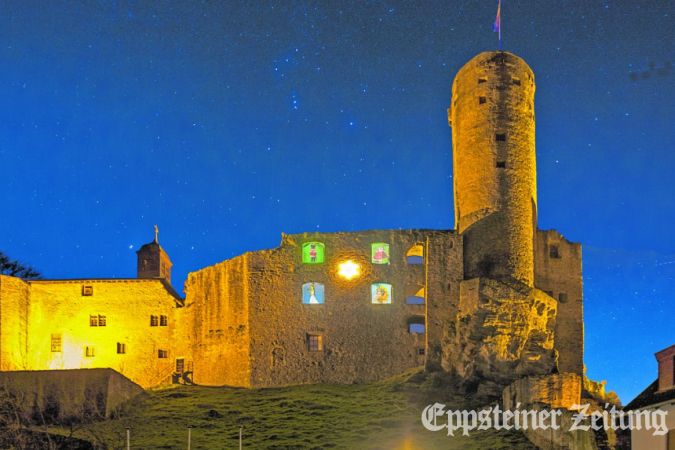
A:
[0,1,672,403]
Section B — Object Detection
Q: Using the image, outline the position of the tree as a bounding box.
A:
[0,251,41,279]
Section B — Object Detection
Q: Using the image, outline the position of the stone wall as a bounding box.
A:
[183,255,251,387]
[0,368,143,421]
[535,230,584,375]
[245,230,454,387]
[25,279,180,388]
[0,275,30,371]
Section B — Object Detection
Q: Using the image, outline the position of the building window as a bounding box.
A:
[158,349,168,359]
[496,133,506,142]
[307,334,324,352]
[85,346,95,358]
[82,285,93,296]
[175,358,185,374]
[302,282,325,304]
[408,316,426,334]
[479,96,486,104]
[417,348,425,356]
[406,243,424,265]
[512,77,521,86]
[371,283,393,304]
[478,77,487,84]
[90,315,106,326]
[150,315,159,327]
[371,243,390,264]
[406,287,425,305]
[496,161,506,168]
[51,334,62,352]
[117,343,126,354]
[549,245,561,258]
[302,242,325,264]
[558,293,568,304]
[160,315,168,326]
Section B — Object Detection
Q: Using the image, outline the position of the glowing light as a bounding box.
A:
[337,260,361,280]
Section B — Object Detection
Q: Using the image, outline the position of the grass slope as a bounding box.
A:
[64,369,536,449]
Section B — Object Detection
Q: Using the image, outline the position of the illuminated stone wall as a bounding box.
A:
[450,51,537,287]
[534,230,584,375]
[24,279,180,388]
[182,255,251,387]
[0,275,30,371]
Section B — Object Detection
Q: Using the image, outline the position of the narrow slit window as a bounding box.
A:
[85,346,95,358]
[117,342,126,354]
[549,245,561,259]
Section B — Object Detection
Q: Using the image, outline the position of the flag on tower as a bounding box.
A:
[493,0,502,50]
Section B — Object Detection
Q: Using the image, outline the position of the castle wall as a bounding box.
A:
[534,230,584,376]
[244,230,458,387]
[182,255,251,387]
[25,279,179,388]
[0,275,30,371]
[450,51,537,286]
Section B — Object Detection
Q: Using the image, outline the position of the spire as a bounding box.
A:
[154,224,159,243]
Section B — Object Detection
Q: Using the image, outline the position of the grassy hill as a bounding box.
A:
[60,369,536,449]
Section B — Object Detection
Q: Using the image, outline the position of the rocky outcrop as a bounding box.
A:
[445,277,557,395]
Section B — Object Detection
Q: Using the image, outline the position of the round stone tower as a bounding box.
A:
[449,51,537,287]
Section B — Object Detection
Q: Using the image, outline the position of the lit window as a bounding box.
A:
[302,242,325,264]
[85,346,95,357]
[302,282,325,304]
[158,349,168,359]
[160,315,168,326]
[117,343,126,354]
[406,244,424,265]
[150,315,159,327]
[371,283,393,304]
[371,243,390,264]
[307,334,323,352]
[89,315,98,327]
[51,334,62,352]
[82,285,93,296]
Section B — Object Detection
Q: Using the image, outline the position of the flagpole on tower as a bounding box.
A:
[493,0,503,50]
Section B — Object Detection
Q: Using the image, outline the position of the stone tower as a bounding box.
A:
[449,51,537,287]
[136,227,172,284]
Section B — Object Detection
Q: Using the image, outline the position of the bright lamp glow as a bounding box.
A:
[337,260,361,280]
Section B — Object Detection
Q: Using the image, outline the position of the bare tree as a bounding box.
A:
[0,251,41,279]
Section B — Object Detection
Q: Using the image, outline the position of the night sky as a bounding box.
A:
[0,1,672,403]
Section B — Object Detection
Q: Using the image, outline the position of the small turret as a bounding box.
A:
[136,225,172,284]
